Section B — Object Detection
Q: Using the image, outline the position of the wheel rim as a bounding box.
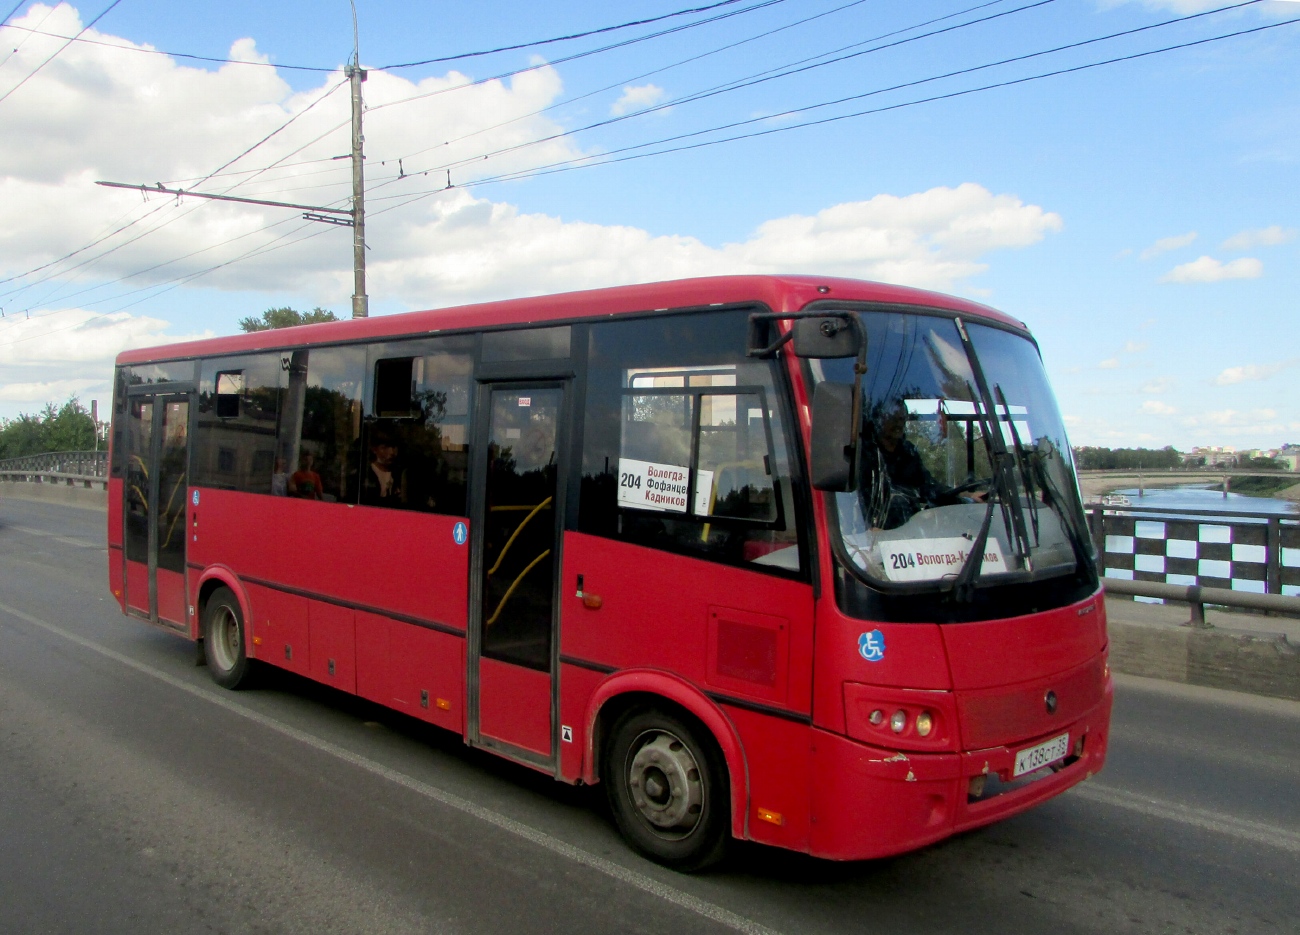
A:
[625,729,704,838]
[209,605,240,674]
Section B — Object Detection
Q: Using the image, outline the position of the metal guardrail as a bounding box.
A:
[0,450,108,477]
[1102,577,1300,626]
[0,450,109,490]
[1089,503,1299,620]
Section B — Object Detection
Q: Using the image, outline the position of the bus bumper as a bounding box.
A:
[807,683,1112,861]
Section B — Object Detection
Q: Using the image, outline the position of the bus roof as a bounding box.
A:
[115,274,1026,365]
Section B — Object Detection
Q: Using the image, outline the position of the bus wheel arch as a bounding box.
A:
[583,673,749,844]
[194,568,249,645]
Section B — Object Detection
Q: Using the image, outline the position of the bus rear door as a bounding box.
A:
[122,383,193,629]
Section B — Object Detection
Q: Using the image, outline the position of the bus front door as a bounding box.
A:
[468,383,568,768]
[123,389,192,629]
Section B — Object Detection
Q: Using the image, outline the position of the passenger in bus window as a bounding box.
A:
[271,457,289,497]
[360,426,407,507]
[289,451,323,500]
[868,402,942,529]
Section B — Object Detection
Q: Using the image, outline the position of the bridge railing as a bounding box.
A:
[1089,504,1300,621]
[0,450,109,488]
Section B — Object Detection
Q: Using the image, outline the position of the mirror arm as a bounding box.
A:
[746,310,857,358]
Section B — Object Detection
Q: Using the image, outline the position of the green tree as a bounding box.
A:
[0,397,96,458]
[238,306,339,333]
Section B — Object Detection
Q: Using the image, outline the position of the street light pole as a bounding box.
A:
[347,0,368,319]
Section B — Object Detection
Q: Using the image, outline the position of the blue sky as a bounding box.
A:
[0,0,1296,449]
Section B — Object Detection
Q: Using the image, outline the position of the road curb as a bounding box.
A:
[0,480,107,511]
[1108,617,1300,702]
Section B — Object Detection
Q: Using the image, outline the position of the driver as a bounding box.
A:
[867,402,947,529]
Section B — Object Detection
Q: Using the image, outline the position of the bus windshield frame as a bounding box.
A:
[807,304,1095,603]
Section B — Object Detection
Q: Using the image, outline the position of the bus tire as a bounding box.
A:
[203,587,252,690]
[605,706,729,872]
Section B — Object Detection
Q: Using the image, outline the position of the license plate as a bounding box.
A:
[1013,732,1070,777]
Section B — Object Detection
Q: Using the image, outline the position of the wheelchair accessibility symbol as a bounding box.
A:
[858,630,885,663]
[452,521,468,546]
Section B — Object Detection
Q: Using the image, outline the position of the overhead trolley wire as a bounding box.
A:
[0,0,123,106]
[384,0,1057,185]
[369,1,1287,202]
[368,0,789,114]
[366,0,884,183]
[0,0,779,74]
[377,0,763,68]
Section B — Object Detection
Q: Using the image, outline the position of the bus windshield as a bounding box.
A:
[814,310,1091,592]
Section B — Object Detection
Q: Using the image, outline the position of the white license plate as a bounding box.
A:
[1013,732,1070,777]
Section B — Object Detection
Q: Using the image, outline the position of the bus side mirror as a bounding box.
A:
[811,382,855,491]
[792,317,861,359]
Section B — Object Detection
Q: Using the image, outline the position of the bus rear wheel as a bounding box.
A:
[203,587,252,690]
[605,707,729,872]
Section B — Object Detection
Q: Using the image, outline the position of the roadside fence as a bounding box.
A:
[0,450,109,489]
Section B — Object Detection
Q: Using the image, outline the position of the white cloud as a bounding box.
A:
[0,7,1063,315]
[1141,400,1176,415]
[1220,225,1297,251]
[1123,340,1147,353]
[1141,376,1173,394]
[1098,358,1120,370]
[369,183,1063,304]
[1139,231,1196,260]
[610,84,666,116]
[0,4,587,296]
[1160,256,1262,283]
[1181,408,1287,437]
[1213,359,1298,385]
[0,308,211,417]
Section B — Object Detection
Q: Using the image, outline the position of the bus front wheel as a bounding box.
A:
[605,707,729,872]
[203,587,252,690]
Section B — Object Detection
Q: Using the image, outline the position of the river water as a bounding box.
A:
[1108,483,1297,520]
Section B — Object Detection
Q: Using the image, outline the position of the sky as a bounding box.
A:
[0,0,1296,450]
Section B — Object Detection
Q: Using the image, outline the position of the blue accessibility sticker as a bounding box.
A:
[858,630,885,663]
[191,490,200,506]
[452,521,468,546]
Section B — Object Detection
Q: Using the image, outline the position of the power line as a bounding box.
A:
[0,0,123,106]
[390,0,1056,184]
[0,0,775,75]
[368,0,789,115]
[0,20,337,71]
[364,4,1289,204]
[367,0,883,183]
[457,12,1300,191]
[377,0,762,69]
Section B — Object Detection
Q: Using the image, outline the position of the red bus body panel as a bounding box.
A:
[108,275,1110,863]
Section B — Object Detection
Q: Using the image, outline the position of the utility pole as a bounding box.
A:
[346,0,368,318]
[97,3,372,319]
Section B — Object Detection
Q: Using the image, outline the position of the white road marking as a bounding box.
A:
[1,523,103,549]
[1071,782,1300,855]
[0,600,780,935]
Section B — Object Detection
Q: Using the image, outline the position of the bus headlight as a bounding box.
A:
[915,711,933,737]
[890,710,907,734]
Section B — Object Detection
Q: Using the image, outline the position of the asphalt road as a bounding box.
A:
[1,495,1297,935]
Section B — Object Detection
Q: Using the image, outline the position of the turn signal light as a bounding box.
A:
[915,711,934,737]
[756,807,784,826]
[868,709,885,726]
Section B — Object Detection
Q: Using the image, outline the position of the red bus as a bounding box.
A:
[108,275,1111,870]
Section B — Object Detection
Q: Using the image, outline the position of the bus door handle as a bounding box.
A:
[576,575,602,610]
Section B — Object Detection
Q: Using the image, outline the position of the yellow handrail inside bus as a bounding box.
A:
[159,474,186,550]
[485,549,551,627]
[486,496,553,577]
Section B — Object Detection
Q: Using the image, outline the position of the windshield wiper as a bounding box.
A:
[954,317,1034,574]
[995,384,1040,547]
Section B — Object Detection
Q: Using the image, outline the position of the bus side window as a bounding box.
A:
[278,346,365,503]
[581,310,803,576]
[364,336,474,516]
[194,353,283,494]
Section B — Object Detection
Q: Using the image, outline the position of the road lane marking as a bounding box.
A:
[0,600,780,935]
[1,523,103,549]
[1071,782,1300,855]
